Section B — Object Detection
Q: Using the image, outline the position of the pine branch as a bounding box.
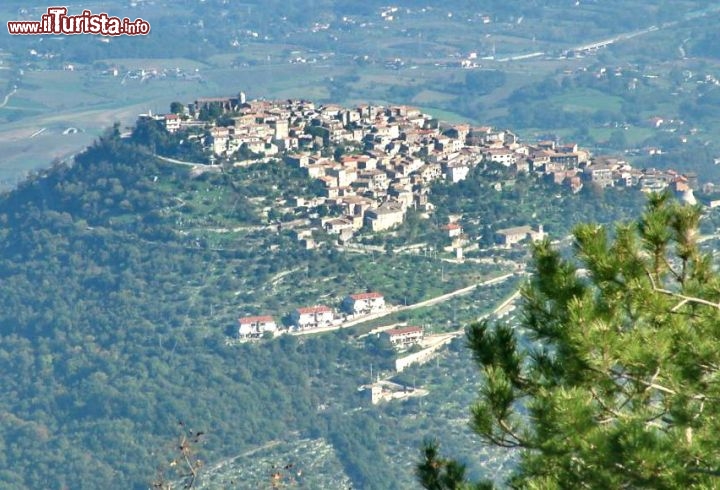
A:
[660,290,720,311]
[643,409,670,430]
[609,367,676,395]
[484,433,524,449]
[686,467,720,477]
[649,365,661,386]
[645,269,720,310]
[670,298,689,312]
[662,256,683,285]
[497,418,530,448]
[590,387,624,421]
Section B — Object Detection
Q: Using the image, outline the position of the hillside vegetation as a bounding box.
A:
[0,124,652,488]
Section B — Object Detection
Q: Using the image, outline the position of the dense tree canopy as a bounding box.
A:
[420,192,720,488]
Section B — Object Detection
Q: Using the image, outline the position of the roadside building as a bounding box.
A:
[495,225,545,247]
[238,315,278,338]
[291,305,334,330]
[343,292,386,315]
[382,326,424,348]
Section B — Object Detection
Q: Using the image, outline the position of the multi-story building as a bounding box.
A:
[343,292,386,315]
[291,305,334,330]
[383,326,424,348]
[365,201,405,232]
[495,225,545,247]
[238,315,278,338]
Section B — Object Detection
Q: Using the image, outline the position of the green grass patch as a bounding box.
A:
[20,71,112,109]
[551,88,623,113]
[272,84,330,101]
[420,106,477,124]
[411,89,456,105]
[0,96,47,112]
[588,126,656,145]
[96,58,210,71]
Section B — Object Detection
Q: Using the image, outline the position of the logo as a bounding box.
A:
[8,7,151,36]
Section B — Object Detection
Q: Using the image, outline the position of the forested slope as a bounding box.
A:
[0,130,401,489]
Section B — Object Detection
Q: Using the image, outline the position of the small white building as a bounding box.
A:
[447,165,470,183]
[164,114,181,133]
[495,224,545,247]
[238,315,278,338]
[365,201,406,232]
[442,223,463,238]
[291,305,334,330]
[343,292,386,315]
[383,326,424,348]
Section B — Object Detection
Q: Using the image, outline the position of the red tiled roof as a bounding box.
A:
[165,114,179,120]
[350,292,383,300]
[297,305,331,314]
[442,223,461,230]
[238,315,275,324]
[386,326,423,336]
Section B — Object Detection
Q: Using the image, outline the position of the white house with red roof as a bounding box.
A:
[291,305,334,330]
[382,326,424,348]
[442,223,463,238]
[164,114,181,133]
[238,315,278,338]
[343,292,386,315]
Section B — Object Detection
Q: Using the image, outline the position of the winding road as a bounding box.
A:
[290,272,518,336]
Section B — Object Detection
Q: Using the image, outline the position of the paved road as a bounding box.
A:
[498,5,720,62]
[290,272,517,336]
[154,154,208,166]
[404,272,514,311]
[0,88,17,109]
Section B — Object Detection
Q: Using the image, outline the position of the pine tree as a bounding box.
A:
[419,192,720,488]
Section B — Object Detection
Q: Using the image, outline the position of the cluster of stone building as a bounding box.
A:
[237,291,388,338]
[155,94,698,246]
[540,150,698,201]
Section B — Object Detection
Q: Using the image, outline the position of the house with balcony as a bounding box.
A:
[382,326,424,348]
[343,292,386,315]
[164,114,181,133]
[238,315,278,338]
[291,305,335,330]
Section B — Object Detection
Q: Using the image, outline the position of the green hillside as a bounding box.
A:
[0,123,653,488]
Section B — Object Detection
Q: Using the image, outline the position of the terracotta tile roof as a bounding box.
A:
[297,305,331,314]
[386,326,423,336]
[238,315,275,324]
[349,292,383,300]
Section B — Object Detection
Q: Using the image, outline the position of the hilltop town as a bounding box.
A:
[135,93,708,345]
[143,92,700,249]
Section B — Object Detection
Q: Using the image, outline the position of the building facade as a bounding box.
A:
[291,305,334,330]
[383,326,424,348]
[238,315,278,338]
[343,292,386,315]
